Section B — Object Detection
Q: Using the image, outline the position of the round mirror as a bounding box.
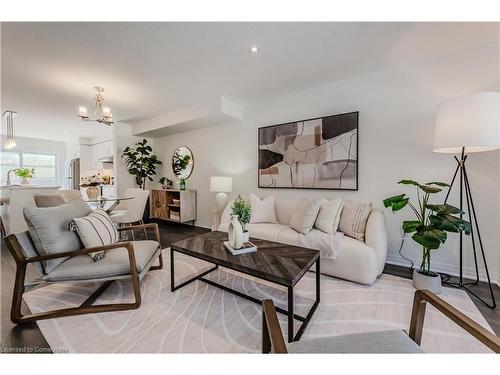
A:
[172,146,194,179]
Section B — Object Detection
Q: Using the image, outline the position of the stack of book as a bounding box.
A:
[170,211,180,221]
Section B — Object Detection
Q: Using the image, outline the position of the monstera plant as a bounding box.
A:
[383,180,471,292]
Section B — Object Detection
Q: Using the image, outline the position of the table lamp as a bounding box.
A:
[433,91,499,308]
[210,176,232,211]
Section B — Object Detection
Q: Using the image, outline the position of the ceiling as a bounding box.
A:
[1,22,498,142]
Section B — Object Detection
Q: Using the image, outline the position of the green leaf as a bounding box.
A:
[426,204,463,215]
[429,214,459,233]
[419,185,442,194]
[426,181,450,187]
[412,232,441,249]
[402,220,423,233]
[383,194,409,212]
[440,214,471,235]
[398,179,421,187]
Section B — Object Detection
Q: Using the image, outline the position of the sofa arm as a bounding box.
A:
[365,208,388,275]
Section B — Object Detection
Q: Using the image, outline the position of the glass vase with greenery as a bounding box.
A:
[231,195,252,232]
[383,180,471,277]
[122,139,162,189]
[15,168,33,184]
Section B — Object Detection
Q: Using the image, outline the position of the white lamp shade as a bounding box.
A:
[433,92,500,154]
[210,176,232,192]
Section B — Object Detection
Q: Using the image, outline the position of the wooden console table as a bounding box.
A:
[150,189,196,225]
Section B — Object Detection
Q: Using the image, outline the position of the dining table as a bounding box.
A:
[85,196,134,213]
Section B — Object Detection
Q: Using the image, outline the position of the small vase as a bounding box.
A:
[228,215,244,249]
[86,186,100,200]
[20,177,30,185]
[413,269,442,294]
[179,179,186,190]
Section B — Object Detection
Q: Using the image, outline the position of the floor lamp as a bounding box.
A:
[433,92,499,309]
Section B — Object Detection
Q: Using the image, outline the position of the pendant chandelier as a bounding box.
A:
[78,86,114,126]
[3,110,17,149]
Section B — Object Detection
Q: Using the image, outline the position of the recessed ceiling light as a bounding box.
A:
[250,45,260,54]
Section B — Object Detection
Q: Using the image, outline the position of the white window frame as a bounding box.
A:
[1,150,58,185]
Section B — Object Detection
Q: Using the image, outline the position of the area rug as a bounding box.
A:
[23,249,494,353]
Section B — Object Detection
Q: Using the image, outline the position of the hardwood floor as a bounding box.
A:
[1,221,498,353]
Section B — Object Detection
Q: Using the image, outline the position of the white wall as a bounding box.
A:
[1,135,66,186]
[152,45,500,285]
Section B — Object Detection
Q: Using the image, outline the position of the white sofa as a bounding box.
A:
[219,199,388,285]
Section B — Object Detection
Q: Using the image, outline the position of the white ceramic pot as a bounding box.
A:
[413,269,442,294]
[228,215,243,249]
[242,231,249,243]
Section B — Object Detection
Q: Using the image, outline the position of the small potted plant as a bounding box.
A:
[80,174,104,200]
[15,168,34,185]
[231,195,252,242]
[159,177,173,190]
[384,180,471,294]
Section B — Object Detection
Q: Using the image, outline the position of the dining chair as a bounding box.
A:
[262,289,500,353]
[109,188,150,240]
[34,190,82,207]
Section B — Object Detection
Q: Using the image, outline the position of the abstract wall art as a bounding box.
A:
[258,112,358,190]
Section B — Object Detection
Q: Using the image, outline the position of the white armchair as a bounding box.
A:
[109,188,150,240]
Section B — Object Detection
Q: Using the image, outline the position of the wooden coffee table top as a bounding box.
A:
[170,231,320,287]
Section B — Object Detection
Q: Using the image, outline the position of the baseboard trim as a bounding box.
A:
[386,254,500,287]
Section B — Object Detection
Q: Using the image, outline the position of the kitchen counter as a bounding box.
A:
[0,185,61,233]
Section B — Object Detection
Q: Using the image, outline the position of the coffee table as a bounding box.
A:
[170,231,320,342]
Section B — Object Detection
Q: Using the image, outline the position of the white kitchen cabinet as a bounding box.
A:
[89,140,113,169]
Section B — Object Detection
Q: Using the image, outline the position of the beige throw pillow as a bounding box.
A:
[289,199,321,235]
[249,194,278,223]
[314,197,344,234]
[338,200,372,241]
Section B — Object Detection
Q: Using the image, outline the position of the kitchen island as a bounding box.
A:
[0,185,61,234]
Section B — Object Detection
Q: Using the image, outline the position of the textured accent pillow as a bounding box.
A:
[314,197,344,234]
[23,198,93,273]
[289,199,321,235]
[249,194,278,223]
[338,200,373,241]
[71,209,119,261]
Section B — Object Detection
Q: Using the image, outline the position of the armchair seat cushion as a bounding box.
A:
[43,240,160,282]
[287,330,423,353]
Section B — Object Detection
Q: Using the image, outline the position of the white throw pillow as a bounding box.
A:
[338,200,372,241]
[249,194,278,223]
[289,199,321,235]
[314,197,344,234]
[71,209,119,261]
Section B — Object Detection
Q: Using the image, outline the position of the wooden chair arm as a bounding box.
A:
[24,242,134,263]
[118,223,161,242]
[409,289,500,353]
[262,299,288,353]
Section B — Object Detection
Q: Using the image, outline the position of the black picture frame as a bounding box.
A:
[257,111,359,191]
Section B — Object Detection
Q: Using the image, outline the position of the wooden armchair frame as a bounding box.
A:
[262,289,500,353]
[5,223,163,324]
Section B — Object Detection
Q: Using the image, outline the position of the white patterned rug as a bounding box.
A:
[23,249,494,353]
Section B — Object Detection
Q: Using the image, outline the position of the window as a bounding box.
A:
[0,151,57,185]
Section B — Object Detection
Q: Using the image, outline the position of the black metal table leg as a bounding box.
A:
[316,257,321,303]
[288,286,294,343]
[293,258,321,341]
[170,248,175,292]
